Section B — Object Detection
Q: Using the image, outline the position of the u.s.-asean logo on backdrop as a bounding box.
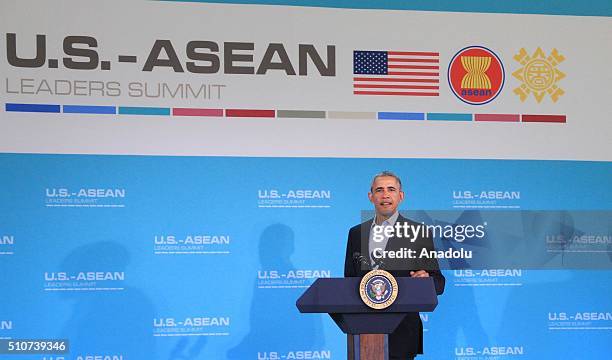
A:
[448,46,505,105]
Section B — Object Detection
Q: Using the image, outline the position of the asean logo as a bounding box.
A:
[512,47,565,103]
[359,270,398,310]
[448,46,505,105]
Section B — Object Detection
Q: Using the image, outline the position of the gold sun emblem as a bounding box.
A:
[512,47,566,103]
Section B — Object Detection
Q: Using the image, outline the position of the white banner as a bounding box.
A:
[1,0,611,160]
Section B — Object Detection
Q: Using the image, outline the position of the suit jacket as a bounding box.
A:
[344,214,445,358]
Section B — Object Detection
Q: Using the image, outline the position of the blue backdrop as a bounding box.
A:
[1,153,611,359]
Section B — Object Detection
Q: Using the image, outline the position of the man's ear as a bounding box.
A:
[399,190,405,202]
[368,191,374,203]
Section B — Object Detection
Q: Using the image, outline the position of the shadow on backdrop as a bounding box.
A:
[58,241,157,359]
[412,211,491,353]
[496,212,612,357]
[227,223,324,359]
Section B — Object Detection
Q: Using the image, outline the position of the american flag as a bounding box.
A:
[353,50,440,96]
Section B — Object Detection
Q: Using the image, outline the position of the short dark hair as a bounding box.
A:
[370,171,403,191]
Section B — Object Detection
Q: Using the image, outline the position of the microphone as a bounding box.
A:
[353,252,372,270]
[372,254,385,270]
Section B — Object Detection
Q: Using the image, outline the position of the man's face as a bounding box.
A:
[368,176,404,218]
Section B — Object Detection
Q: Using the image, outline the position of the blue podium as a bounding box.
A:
[296,277,439,360]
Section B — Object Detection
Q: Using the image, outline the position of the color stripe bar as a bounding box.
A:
[63,105,116,114]
[6,103,60,113]
[172,108,223,117]
[118,106,170,116]
[475,114,520,122]
[158,1,612,17]
[277,110,326,119]
[427,113,473,121]
[328,111,377,119]
[522,114,566,123]
[225,109,275,118]
[378,112,425,120]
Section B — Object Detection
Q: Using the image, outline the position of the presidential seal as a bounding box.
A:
[359,270,398,310]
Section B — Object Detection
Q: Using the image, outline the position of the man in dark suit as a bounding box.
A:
[344,171,445,360]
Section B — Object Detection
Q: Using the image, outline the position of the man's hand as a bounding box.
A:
[410,270,430,278]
